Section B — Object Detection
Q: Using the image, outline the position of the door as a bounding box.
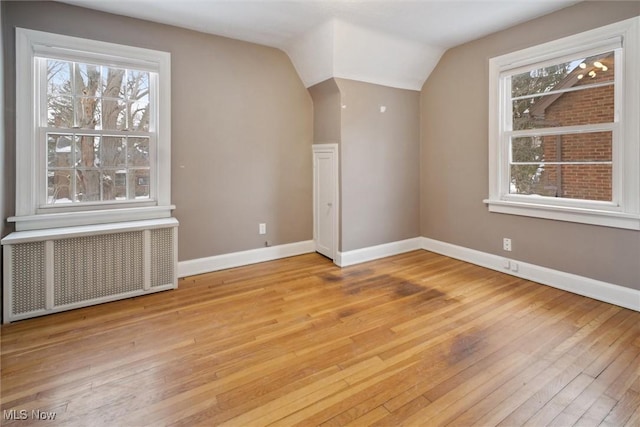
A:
[313,144,338,260]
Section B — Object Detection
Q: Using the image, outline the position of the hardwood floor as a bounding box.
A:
[1,250,638,426]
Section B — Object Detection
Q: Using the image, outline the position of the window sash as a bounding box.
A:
[485,18,640,230]
[37,128,158,210]
[36,54,158,209]
[497,38,622,78]
[499,130,621,207]
[498,47,621,206]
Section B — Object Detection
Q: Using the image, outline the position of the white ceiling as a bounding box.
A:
[61,0,580,89]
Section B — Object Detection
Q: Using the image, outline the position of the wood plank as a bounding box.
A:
[574,394,619,427]
[601,389,640,427]
[546,338,640,426]
[1,251,638,426]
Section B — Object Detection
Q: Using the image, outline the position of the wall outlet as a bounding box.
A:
[503,238,512,251]
[259,223,266,235]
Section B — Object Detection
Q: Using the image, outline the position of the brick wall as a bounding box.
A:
[539,58,614,201]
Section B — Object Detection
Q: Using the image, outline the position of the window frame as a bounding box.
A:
[485,17,640,231]
[11,28,173,231]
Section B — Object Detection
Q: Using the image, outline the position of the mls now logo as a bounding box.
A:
[3,409,57,421]
[3,410,28,420]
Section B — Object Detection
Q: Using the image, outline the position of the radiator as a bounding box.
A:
[2,218,178,323]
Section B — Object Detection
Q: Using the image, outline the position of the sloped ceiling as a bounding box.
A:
[61,0,580,90]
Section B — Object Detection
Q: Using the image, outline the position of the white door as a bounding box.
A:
[313,144,338,260]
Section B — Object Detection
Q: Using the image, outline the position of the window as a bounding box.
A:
[46,61,152,204]
[486,17,640,230]
[11,29,172,231]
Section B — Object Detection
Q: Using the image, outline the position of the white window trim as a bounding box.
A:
[485,17,640,231]
[11,28,173,231]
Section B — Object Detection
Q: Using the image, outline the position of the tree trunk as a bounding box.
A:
[75,64,101,201]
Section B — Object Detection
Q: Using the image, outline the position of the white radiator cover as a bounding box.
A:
[1,218,178,323]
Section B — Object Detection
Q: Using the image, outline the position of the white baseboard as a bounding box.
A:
[335,237,422,267]
[178,240,315,278]
[177,235,638,312]
[420,237,639,312]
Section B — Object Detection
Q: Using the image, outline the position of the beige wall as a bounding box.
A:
[3,1,637,290]
[420,1,640,289]
[308,79,341,145]
[2,1,313,261]
[337,78,420,251]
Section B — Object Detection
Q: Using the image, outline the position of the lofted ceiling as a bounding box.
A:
[60,0,580,89]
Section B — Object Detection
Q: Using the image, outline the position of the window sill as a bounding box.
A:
[1,217,178,245]
[8,205,176,232]
[483,199,640,230]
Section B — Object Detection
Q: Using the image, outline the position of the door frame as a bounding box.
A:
[312,143,339,262]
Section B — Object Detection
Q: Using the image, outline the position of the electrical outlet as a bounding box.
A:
[259,223,266,235]
[503,238,512,251]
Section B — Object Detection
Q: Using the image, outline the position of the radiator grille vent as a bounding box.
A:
[4,219,178,322]
[54,232,144,306]
[151,228,174,287]
[12,242,46,314]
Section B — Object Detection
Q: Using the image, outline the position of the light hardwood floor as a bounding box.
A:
[1,250,639,426]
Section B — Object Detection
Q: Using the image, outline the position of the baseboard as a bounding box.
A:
[178,236,638,312]
[335,237,422,267]
[178,240,315,278]
[420,237,640,312]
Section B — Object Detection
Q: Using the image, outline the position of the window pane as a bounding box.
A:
[75,97,101,129]
[101,136,126,167]
[511,164,550,196]
[511,61,575,99]
[128,137,150,166]
[47,59,72,96]
[114,172,127,200]
[102,170,127,201]
[48,96,74,128]
[47,134,76,168]
[560,164,612,201]
[76,169,101,202]
[130,169,150,199]
[102,67,126,99]
[48,169,74,204]
[47,60,73,127]
[512,132,612,163]
[76,135,99,167]
[512,52,615,131]
[127,70,149,102]
[512,137,543,163]
[102,98,127,130]
[513,85,614,130]
[128,101,150,131]
[75,63,101,97]
[542,132,612,162]
[511,164,612,201]
[511,52,614,98]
